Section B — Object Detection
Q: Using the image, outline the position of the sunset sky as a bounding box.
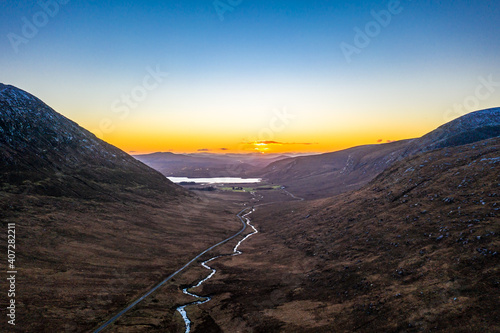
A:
[1,1,499,154]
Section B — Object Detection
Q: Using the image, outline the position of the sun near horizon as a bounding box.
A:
[87,109,457,156]
[2,1,499,156]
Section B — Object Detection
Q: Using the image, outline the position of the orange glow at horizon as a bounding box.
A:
[82,104,449,156]
[92,126,432,156]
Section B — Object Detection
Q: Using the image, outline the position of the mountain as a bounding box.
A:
[410,107,500,152]
[259,139,412,198]
[134,152,254,178]
[134,151,290,178]
[0,84,184,200]
[260,108,500,199]
[203,136,500,332]
[0,84,245,332]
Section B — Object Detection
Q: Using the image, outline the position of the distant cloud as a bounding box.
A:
[243,140,317,146]
[377,139,396,144]
[197,148,229,152]
[386,140,395,143]
[377,139,383,143]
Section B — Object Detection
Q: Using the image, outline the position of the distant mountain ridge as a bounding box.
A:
[134,151,291,178]
[259,108,500,199]
[0,84,183,199]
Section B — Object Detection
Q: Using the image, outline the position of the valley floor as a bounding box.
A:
[101,188,297,332]
[0,189,254,332]
[192,138,500,333]
[2,139,499,333]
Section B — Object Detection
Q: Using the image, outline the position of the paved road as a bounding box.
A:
[93,208,251,333]
[174,189,304,331]
[176,209,257,333]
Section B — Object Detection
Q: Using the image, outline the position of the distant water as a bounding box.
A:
[168,177,261,184]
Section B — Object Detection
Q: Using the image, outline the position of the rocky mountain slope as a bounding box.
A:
[0,84,245,332]
[414,108,500,151]
[201,136,500,332]
[0,84,183,200]
[260,108,500,199]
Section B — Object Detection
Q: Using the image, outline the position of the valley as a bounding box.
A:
[0,84,498,332]
[186,137,500,332]
[3,2,500,332]
[94,188,299,332]
[0,171,265,332]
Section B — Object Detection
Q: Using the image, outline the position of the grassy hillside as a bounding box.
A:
[0,85,249,332]
[196,137,500,332]
[260,108,500,200]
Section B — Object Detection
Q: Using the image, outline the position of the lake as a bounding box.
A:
[168,177,261,184]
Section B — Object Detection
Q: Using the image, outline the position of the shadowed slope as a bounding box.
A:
[0,84,184,200]
[0,84,245,332]
[203,137,500,332]
[260,108,500,199]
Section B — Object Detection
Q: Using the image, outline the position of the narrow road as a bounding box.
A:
[175,188,303,332]
[176,209,258,333]
[93,207,251,333]
[94,188,302,332]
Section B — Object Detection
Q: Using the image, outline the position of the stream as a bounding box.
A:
[176,209,258,333]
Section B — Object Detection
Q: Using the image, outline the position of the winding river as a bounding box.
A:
[93,208,252,333]
[176,209,258,333]
[93,188,299,332]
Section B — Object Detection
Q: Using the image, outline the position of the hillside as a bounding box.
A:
[260,108,500,199]
[259,139,411,199]
[134,152,255,178]
[0,84,246,332]
[414,108,500,152]
[0,84,183,200]
[198,136,500,332]
[134,152,290,178]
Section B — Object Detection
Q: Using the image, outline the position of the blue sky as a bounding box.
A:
[1,0,499,153]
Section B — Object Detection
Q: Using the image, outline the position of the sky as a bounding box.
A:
[1,0,499,154]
